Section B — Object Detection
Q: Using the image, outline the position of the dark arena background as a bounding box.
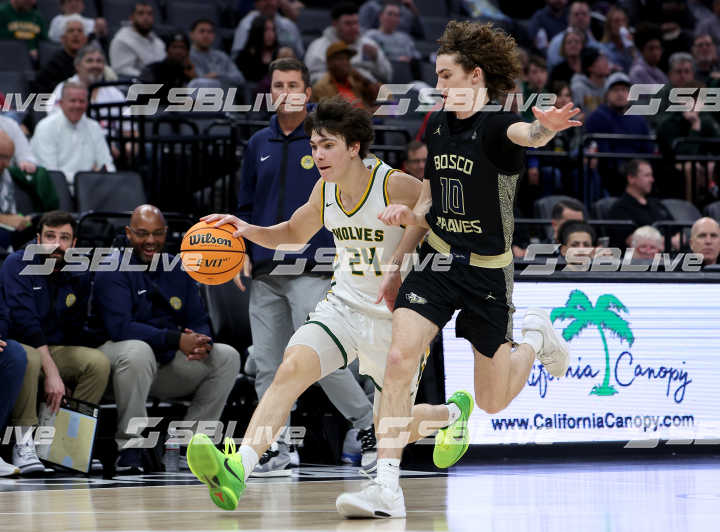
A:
[0,0,719,530]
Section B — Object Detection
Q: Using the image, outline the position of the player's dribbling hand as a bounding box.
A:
[378,204,416,226]
[532,102,583,131]
[200,213,251,239]
[375,269,402,311]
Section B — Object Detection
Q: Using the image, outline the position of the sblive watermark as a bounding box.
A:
[3,84,718,116]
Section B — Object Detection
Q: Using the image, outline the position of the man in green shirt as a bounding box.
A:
[0,0,47,59]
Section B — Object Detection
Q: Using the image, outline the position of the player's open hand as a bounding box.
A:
[200,213,252,239]
[378,204,416,226]
[532,102,583,132]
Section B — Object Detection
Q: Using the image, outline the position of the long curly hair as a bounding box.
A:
[437,20,522,101]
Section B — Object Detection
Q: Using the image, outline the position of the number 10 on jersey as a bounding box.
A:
[439,177,466,215]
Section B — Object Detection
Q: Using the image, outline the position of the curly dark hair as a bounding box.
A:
[304,96,375,158]
[437,20,522,101]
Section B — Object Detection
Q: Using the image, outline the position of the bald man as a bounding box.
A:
[690,217,720,267]
[0,131,32,250]
[94,205,241,473]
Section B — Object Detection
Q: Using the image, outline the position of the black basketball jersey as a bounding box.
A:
[424,109,524,257]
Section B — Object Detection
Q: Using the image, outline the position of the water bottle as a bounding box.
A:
[535,28,548,51]
[619,26,633,49]
[165,428,179,473]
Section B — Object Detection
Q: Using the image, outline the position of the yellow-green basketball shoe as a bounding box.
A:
[433,391,474,469]
[187,434,246,511]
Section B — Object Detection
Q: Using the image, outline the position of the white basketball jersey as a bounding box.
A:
[322,157,404,318]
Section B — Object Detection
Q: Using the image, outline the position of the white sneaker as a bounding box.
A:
[522,308,570,378]
[336,480,406,518]
[12,441,45,475]
[0,456,19,477]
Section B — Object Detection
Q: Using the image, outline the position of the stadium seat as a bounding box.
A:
[102,0,136,32]
[38,40,63,69]
[390,60,414,84]
[415,40,438,59]
[35,0,61,22]
[48,170,75,212]
[421,16,450,41]
[165,2,220,30]
[12,186,34,215]
[592,197,618,220]
[0,71,28,97]
[296,7,332,35]
[661,198,702,222]
[419,60,436,84]
[704,200,720,222]
[0,40,32,72]
[74,171,147,212]
[200,280,253,362]
[415,0,448,18]
[533,194,588,220]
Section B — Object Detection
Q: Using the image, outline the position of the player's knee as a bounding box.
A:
[385,347,417,384]
[274,351,313,388]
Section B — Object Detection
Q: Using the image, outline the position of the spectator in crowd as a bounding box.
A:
[109,2,166,78]
[235,15,280,82]
[550,198,585,243]
[0,115,37,173]
[528,0,568,50]
[94,205,240,473]
[521,56,548,122]
[365,2,420,63]
[629,22,668,85]
[48,0,107,42]
[0,0,47,60]
[31,83,116,191]
[140,33,198,107]
[546,1,600,70]
[0,132,33,251]
[189,19,245,89]
[358,0,424,40]
[549,27,585,85]
[695,0,720,57]
[584,72,654,197]
[692,34,720,85]
[629,225,664,261]
[236,58,375,474]
[571,47,610,113]
[32,16,88,94]
[599,5,634,73]
[402,140,426,179]
[232,0,303,61]
[311,42,379,112]
[306,2,392,84]
[0,294,26,477]
[607,159,673,248]
[689,217,720,267]
[649,52,698,131]
[1,210,110,475]
[558,220,596,264]
[655,1,696,72]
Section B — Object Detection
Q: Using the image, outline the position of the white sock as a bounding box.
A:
[238,446,258,482]
[522,331,543,356]
[376,458,400,490]
[446,403,461,427]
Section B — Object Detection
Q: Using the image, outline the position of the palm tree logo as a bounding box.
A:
[550,290,635,396]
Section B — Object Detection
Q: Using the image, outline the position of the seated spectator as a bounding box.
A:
[1,211,110,475]
[0,289,26,478]
[232,0,304,61]
[655,1,696,73]
[365,2,420,63]
[253,45,297,99]
[521,56,548,122]
[546,1,600,70]
[585,72,653,197]
[235,15,280,82]
[629,225,664,261]
[549,27,584,85]
[571,47,610,114]
[649,52,698,131]
[689,217,720,267]
[528,0,568,51]
[109,2,166,78]
[94,205,240,473]
[358,0,424,39]
[599,6,634,73]
[0,0,47,60]
[0,131,33,251]
[311,42,379,112]
[48,0,107,43]
[189,19,245,89]
[629,23,668,85]
[306,2,392,84]
[607,159,673,248]
[692,34,720,85]
[402,140,426,180]
[0,115,37,173]
[550,197,585,243]
[31,83,116,191]
[31,16,88,94]
[140,33,198,108]
[695,0,720,57]
[557,219,597,269]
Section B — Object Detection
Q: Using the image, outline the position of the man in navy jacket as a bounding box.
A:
[1,210,110,475]
[95,205,240,472]
[235,58,375,474]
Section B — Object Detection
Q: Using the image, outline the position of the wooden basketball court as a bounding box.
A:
[0,458,717,531]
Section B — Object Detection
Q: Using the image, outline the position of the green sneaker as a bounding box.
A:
[433,391,474,469]
[187,433,246,511]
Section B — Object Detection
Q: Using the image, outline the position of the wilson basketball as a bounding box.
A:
[180,221,246,285]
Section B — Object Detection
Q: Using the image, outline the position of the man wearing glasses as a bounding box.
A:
[95,204,240,473]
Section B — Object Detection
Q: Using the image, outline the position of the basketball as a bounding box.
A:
[180,221,246,285]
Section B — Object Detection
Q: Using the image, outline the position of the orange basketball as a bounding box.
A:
[180,221,246,285]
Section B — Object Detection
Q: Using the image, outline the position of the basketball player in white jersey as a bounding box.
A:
[184,97,468,512]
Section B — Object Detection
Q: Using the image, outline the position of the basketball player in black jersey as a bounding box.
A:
[335,21,583,518]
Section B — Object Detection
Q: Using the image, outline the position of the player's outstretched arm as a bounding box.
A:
[506,102,583,148]
[201,179,324,250]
